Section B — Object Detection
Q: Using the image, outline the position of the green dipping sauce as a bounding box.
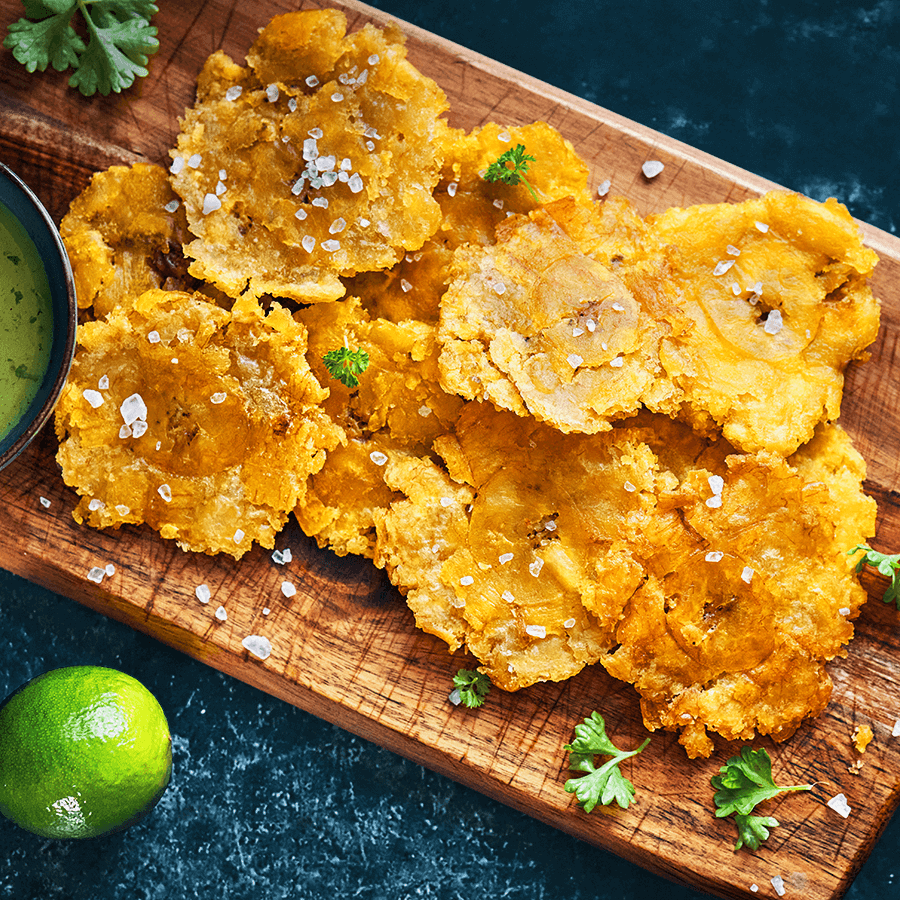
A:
[0,198,54,443]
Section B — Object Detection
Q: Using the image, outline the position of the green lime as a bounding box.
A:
[0,665,172,839]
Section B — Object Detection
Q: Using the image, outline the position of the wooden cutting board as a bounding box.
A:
[2,2,900,898]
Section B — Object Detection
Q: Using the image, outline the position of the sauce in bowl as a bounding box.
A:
[0,198,54,443]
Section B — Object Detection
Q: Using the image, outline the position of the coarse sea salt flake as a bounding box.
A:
[610,356,624,368]
[88,498,104,511]
[87,566,105,584]
[131,420,148,438]
[215,605,227,621]
[755,220,770,233]
[158,484,172,502]
[39,496,51,509]
[567,353,583,368]
[272,548,292,565]
[827,793,851,818]
[170,156,184,174]
[164,199,180,213]
[105,564,115,577]
[202,193,221,215]
[708,475,724,495]
[706,495,723,508]
[597,178,611,196]
[499,553,513,564]
[563,618,576,628]
[302,236,316,252]
[892,719,900,737]
[771,877,786,898]
[266,83,279,102]
[120,393,147,425]
[370,451,388,466]
[706,550,724,562]
[282,581,297,598]
[460,575,474,586]
[529,559,543,577]
[242,635,272,660]
[147,330,161,343]
[726,244,741,256]
[713,259,735,275]
[83,389,104,408]
[418,405,432,417]
[642,160,664,178]
[764,309,784,335]
[115,504,130,516]
[348,173,364,193]
[225,85,242,101]
[98,374,109,389]
[233,528,245,543]
[188,153,202,169]
[501,590,515,603]
[210,392,226,404]
[196,584,211,604]
[525,624,546,638]
[741,566,754,583]
[624,481,636,492]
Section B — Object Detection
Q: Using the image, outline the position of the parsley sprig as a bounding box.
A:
[483,144,540,202]
[563,711,650,812]
[451,669,491,708]
[848,544,900,608]
[4,0,159,97]
[322,346,370,389]
[711,747,813,851]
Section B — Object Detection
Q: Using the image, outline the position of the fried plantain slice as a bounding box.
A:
[55,289,342,558]
[437,199,688,432]
[59,164,203,319]
[648,191,881,455]
[170,9,451,303]
[602,421,876,757]
[350,121,594,325]
[294,295,464,557]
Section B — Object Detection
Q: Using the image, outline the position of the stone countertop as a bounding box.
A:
[1,1,898,898]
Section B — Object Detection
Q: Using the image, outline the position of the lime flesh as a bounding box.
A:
[0,666,172,839]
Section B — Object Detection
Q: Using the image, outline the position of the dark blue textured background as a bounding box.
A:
[2,1,899,897]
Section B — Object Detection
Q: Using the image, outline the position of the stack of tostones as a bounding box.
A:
[53,7,883,757]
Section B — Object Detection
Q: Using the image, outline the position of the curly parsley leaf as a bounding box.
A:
[483,143,540,202]
[848,544,900,608]
[4,0,159,96]
[322,345,370,389]
[451,669,491,709]
[563,711,650,812]
[711,747,812,851]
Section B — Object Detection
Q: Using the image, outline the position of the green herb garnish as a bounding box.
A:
[563,711,650,812]
[322,346,370,389]
[452,668,491,708]
[849,544,900,608]
[4,0,159,97]
[483,143,540,202]
[711,747,813,851]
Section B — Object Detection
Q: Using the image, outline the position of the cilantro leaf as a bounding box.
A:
[322,346,370,388]
[734,813,780,852]
[4,5,83,73]
[710,747,812,851]
[563,711,650,812]
[3,0,159,96]
[451,669,491,708]
[483,144,540,202]
[848,544,900,608]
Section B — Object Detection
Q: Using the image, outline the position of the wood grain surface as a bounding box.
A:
[2,2,900,898]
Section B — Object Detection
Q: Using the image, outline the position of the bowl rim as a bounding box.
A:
[0,161,77,471]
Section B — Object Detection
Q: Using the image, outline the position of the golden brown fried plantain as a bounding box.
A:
[350,121,594,325]
[602,420,876,757]
[648,191,881,454]
[55,289,342,558]
[437,200,688,432]
[59,164,202,318]
[294,295,464,557]
[170,9,451,303]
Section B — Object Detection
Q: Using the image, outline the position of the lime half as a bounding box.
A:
[0,665,172,838]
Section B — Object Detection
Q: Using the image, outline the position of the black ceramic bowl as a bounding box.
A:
[0,162,77,471]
